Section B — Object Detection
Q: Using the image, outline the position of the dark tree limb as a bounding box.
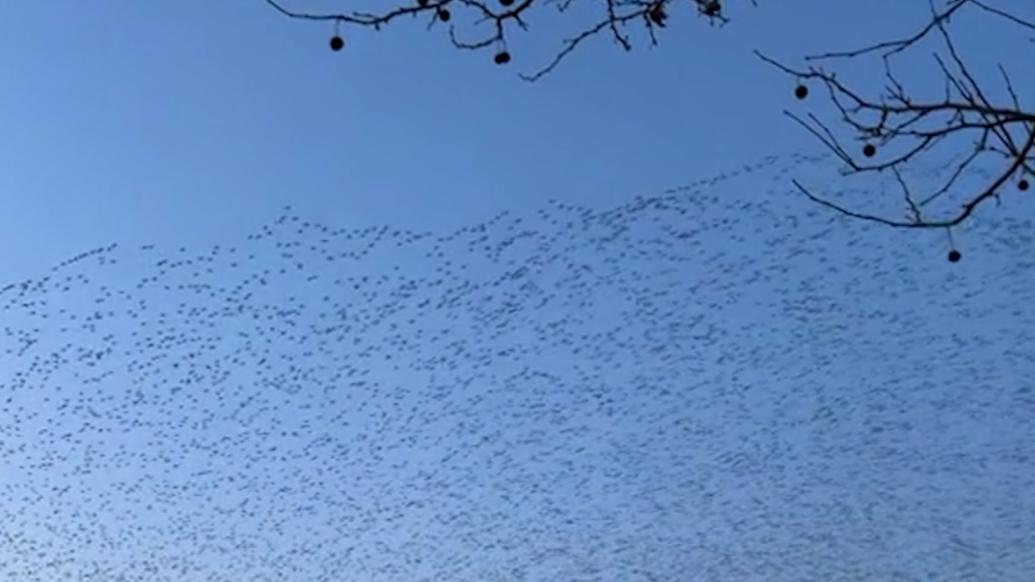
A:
[267,0,1033,253]
[265,0,753,80]
[758,0,1034,234]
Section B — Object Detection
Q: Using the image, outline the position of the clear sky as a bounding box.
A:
[0,1,1033,580]
[3,0,1021,280]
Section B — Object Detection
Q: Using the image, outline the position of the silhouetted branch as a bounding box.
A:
[269,0,1034,259]
[265,0,755,80]
[758,0,1034,239]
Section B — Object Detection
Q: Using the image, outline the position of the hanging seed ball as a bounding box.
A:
[494,51,511,65]
[1019,178,1030,191]
[862,144,876,158]
[948,249,962,263]
[648,7,667,25]
[794,85,808,100]
[418,0,428,5]
[500,0,514,6]
[329,36,344,51]
[437,8,451,21]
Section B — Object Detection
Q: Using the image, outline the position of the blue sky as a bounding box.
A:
[0,1,1033,580]
[3,0,1006,279]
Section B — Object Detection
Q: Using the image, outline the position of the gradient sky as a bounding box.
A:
[1,1,1033,581]
[1,0,1025,279]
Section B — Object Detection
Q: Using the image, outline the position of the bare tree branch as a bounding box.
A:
[265,0,754,80]
[268,0,1034,259]
[757,0,1034,243]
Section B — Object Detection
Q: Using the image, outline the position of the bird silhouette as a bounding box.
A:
[0,153,1032,581]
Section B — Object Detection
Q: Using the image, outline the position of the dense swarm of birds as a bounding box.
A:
[1,153,1032,581]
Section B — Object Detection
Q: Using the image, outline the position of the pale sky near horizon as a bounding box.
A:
[0,1,1033,581]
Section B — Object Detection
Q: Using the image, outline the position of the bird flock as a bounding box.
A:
[1,153,1032,581]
